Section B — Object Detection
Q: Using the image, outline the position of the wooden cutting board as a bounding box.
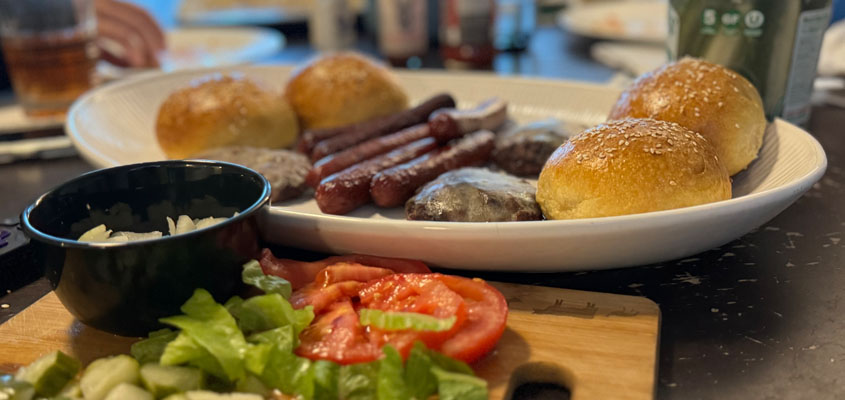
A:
[0,282,660,400]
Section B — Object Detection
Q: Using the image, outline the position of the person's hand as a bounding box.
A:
[94,0,165,68]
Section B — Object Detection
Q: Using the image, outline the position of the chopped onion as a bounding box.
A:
[77,213,234,243]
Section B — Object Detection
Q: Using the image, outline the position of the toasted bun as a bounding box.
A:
[156,75,299,159]
[608,57,766,176]
[284,52,409,130]
[536,118,731,220]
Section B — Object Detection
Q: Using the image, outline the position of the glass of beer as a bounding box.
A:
[0,0,99,117]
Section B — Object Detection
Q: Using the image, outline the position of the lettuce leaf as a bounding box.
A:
[260,349,314,399]
[312,361,340,400]
[159,289,249,382]
[339,362,378,400]
[130,328,178,364]
[358,309,456,332]
[404,342,438,399]
[159,332,227,380]
[431,367,488,400]
[236,294,314,337]
[404,341,477,399]
[242,260,291,298]
[247,326,296,354]
[377,346,410,400]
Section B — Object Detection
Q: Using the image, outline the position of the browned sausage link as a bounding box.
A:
[310,93,456,161]
[370,130,496,208]
[429,98,508,142]
[315,137,439,215]
[305,123,431,188]
[296,125,346,154]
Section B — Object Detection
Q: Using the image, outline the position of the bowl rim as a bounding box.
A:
[20,159,271,249]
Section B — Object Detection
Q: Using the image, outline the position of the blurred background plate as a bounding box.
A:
[557,0,669,43]
[66,65,826,272]
[162,27,285,70]
[179,7,308,26]
[177,0,365,26]
[98,27,285,79]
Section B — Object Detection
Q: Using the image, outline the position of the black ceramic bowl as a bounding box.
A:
[21,160,270,336]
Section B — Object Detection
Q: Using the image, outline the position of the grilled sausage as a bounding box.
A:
[308,93,455,161]
[306,123,431,188]
[315,137,439,215]
[370,130,496,208]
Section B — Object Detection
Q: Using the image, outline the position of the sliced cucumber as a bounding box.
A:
[140,364,204,398]
[79,355,140,400]
[103,383,153,400]
[0,375,35,400]
[182,391,263,400]
[57,379,82,398]
[14,351,80,397]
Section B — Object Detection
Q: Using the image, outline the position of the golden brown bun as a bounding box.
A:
[608,57,766,176]
[156,75,299,159]
[284,52,409,130]
[536,118,731,220]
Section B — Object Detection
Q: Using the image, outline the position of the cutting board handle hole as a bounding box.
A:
[505,362,574,400]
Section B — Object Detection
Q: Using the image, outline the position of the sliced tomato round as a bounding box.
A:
[259,250,431,290]
[293,270,508,365]
[296,299,379,365]
[433,275,508,363]
[359,274,469,357]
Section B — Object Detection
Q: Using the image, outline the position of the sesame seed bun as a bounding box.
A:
[536,118,731,220]
[608,57,766,176]
[156,75,299,159]
[284,52,409,130]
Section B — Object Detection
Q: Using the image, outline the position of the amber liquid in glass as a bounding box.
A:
[1,32,98,117]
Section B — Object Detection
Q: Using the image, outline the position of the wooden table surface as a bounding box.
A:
[2,8,845,399]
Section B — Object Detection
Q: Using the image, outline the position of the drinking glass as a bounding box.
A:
[0,0,99,117]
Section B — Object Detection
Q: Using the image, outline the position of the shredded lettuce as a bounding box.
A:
[160,330,228,380]
[431,367,488,400]
[358,309,457,332]
[241,260,291,298]
[159,289,249,382]
[404,342,439,399]
[236,293,314,336]
[338,362,378,400]
[130,328,178,364]
[404,341,479,399]
[376,346,410,400]
[260,349,314,399]
[311,361,340,400]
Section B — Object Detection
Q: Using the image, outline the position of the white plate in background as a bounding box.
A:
[177,0,365,26]
[99,27,284,80]
[558,0,669,43]
[66,65,826,271]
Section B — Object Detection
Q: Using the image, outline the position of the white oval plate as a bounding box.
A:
[66,65,826,271]
[557,0,669,44]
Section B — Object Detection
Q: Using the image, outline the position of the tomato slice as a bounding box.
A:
[293,268,508,365]
[258,249,431,290]
[359,274,469,357]
[296,299,379,365]
[433,275,508,364]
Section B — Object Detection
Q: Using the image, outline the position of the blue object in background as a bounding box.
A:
[834,0,845,23]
